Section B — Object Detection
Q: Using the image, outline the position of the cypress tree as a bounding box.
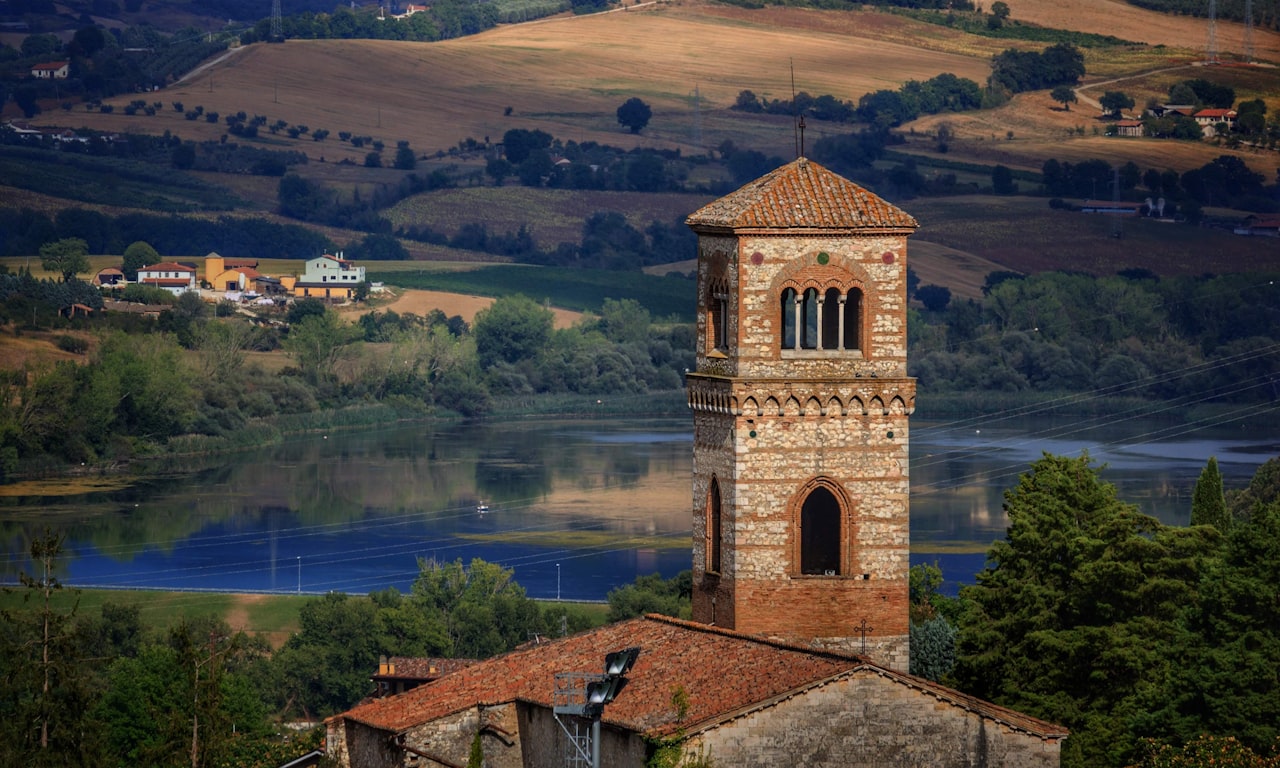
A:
[1191,456,1229,531]
[466,730,484,768]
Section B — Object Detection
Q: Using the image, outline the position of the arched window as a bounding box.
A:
[821,287,842,350]
[800,486,841,575]
[781,288,797,349]
[707,477,722,574]
[779,284,864,352]
[708,279,729,352]
[843,287,862,351]
[801,288,819,349]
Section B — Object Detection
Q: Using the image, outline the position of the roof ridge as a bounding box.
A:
[642,614,865,662]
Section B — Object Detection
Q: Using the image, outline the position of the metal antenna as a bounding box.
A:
[790,60,805,158]
[1243,0,1254,62]
[270,0,283,41]
[1206,0,1217,63]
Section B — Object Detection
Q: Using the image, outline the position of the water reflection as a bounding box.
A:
[1,416,1276,600]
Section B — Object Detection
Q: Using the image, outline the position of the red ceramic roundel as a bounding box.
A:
[882,251,895,264]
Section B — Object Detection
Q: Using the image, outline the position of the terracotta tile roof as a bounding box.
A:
[686,157,918,233]
[140,262,196,273]
[337,615,1065,740]
[1194,108,1236,118]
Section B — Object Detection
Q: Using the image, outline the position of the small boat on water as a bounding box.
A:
[477,501,490,514]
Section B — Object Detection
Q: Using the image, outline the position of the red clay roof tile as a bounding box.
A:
[338,615,1065,740]
[686,157,918,232]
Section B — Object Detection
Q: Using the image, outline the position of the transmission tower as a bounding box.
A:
[690,84,702,155]
[1243,0,1255,61]
[1206,0,1217,63]
[270,0,284,42]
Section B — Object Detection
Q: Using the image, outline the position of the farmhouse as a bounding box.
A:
[1234,214,1280,237]
[137,262,198,295]
[293,254,366,301]
[1193,108,1237,137]
[30,61,69,79]
[1112,119,1144,137]
[325,158,1066,767]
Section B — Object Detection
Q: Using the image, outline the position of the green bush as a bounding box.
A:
[55,334,88,354]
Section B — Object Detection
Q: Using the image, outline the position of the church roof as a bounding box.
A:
[686,157,918,233]
[336,614,1065,741]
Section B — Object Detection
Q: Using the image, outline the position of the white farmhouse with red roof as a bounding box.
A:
[1193,108,1237,137]
[30,61,69,79]
[136,262,198,296]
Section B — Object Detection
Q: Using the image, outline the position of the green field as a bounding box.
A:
[370,264,696,321]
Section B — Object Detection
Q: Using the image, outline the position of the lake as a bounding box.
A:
[2,412,1277,601]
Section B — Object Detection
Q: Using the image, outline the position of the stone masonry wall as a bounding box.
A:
[691,228,914,671]
[396,703,522,768]
[688,671,1062,768]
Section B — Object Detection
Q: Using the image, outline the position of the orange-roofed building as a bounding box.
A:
[328,615,1066,768]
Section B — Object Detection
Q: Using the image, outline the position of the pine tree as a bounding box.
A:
[1191,456,1230,532]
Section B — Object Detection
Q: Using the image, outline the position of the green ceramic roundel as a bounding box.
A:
[816,252,830,265]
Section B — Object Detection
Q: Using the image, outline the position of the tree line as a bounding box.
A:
[1040,154,1275,215]
[908,269,1280,407]
[0,206,334,260]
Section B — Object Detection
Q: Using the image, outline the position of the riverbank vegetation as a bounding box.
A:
[4,255,1280,484]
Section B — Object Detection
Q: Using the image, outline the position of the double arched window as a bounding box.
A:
[780,286,863,352]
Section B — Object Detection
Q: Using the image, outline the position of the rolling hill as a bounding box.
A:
[6,0,1280,302]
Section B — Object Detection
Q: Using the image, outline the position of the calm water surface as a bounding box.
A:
[2,413,1276,600]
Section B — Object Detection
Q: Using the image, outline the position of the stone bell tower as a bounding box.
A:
[684,157,917,671]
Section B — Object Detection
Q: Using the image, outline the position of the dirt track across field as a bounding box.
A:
[357,289,584,329]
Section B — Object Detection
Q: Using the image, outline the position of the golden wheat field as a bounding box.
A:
[31,0,1271,175]
[63,2,996,161]
[1006,0,1280,61]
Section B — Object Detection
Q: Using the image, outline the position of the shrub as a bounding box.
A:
[56,334,88,354]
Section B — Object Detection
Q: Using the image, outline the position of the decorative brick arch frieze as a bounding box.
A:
[687,377,916,418]
[787,475,858,577]
[769,252,871,296]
